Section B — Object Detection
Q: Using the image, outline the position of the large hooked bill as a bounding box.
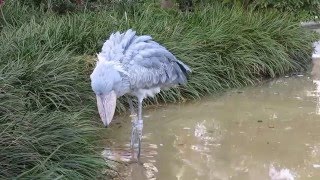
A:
[96,90,117,127]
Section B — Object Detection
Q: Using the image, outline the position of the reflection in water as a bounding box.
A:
[313,80,320,115]
[268,164,295,180]
[173,119,223,179]
[310,40,320,115]
[305,79,320,115]
[312,41,320,59]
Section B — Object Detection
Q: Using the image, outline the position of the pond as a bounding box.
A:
[103,28,320,180]
[103,72,320,180]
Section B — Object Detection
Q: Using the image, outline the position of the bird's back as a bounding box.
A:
[98,29,191,92]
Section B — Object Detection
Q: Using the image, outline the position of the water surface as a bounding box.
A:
[104,74,320,180]
[103,27,320,180]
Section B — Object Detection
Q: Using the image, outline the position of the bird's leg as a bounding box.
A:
[126,96,136,117]
[136,98,144,159]
[138,98,143,121]
[137,98,144,135]
[128,96,138,153]
[129,97,144,161]
[129,97,137,149]
[130,115,138,157]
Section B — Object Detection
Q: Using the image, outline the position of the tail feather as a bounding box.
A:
[173,60,192,85]
[175,60,191,76]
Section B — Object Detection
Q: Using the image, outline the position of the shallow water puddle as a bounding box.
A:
[103,74,320,180]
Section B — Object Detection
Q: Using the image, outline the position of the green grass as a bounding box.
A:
[0,1,319,179]
[0,3,109,177]
[0,110,106,179]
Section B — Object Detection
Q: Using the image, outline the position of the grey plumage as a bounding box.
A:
[94,29,191,98]
[90,29,191,127]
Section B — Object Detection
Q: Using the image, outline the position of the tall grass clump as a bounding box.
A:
[0,6,108,178]
[0,1,319,179]
[109,3,319,103]
[0,52,107,177]
[0,110,106,179]
[199,0,319,21]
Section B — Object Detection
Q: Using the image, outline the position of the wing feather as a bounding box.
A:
[98,29,191,90]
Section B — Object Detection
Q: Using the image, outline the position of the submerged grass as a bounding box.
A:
[0,1,319,179]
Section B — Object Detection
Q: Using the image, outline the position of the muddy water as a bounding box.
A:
[104,28,320,180]
[104,74,320,180]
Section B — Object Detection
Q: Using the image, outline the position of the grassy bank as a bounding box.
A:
[0,1,319,179]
